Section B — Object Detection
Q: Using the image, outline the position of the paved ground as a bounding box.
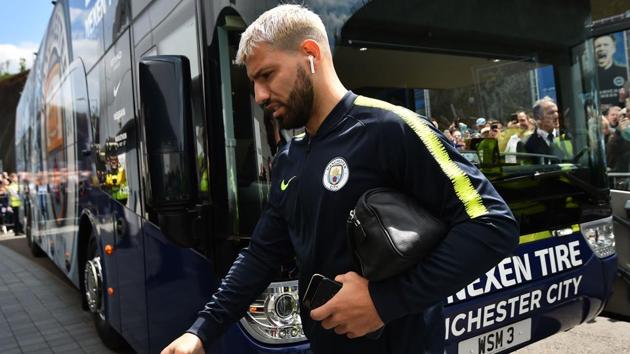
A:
[515,315,630,353]
[0,231,119,354]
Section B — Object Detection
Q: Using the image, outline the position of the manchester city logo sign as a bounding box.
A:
[322,157,349,191]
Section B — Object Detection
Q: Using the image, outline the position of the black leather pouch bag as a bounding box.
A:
[347,188,446,282]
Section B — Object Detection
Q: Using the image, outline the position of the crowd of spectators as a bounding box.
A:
[0,171,22,235]
[433,97,629,173]
[603,105,630,172]
[433,106,537,157]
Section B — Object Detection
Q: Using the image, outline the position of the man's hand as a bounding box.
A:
[310,271,384,338]
[161,333,204,354]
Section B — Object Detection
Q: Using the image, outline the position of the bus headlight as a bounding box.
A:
[240,280,306,344]
[580,216,615,258]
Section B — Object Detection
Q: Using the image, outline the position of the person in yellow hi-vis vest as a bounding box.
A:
[104,156,128,202]
[7,173,23,234]
[552,132,574,162]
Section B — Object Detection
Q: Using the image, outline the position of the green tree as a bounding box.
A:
[19,58,26,73]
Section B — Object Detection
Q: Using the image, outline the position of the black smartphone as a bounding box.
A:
[303,273,342,310]
[303,274,324,309]
[303,274,383,339]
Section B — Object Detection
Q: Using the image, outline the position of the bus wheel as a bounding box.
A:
[25,213,44,257]
[84,235,127,350]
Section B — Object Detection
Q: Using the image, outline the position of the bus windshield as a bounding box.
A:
[335,45,605,184]
[333,41,608,235]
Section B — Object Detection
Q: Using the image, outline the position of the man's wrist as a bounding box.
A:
[368,279,405,324]
[186,317,212,352]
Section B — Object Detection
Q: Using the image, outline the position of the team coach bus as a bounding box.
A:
[15,0,617,353]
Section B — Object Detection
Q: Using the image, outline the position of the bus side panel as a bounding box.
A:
[142,227,314,354]
[212,326,311,354]
[142,221,217,353]
[112,200,147,351]
[443,234,617,353]
[94,188,123,334]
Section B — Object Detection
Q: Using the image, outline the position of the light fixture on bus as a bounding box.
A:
[580,216,615,258]
[240,280,306,344]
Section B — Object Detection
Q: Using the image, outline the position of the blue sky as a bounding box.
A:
[0,1,52,73]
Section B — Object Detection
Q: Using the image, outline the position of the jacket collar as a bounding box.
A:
[308,91,357,140]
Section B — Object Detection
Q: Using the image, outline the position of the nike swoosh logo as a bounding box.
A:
[280,176,296,191]
[113,81,121,97]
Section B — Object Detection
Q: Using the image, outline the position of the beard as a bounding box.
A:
[267,65,314,130]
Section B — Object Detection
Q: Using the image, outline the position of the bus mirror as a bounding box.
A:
[139,55,197,247]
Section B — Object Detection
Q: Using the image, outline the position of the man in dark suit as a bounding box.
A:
[525,96,559,161]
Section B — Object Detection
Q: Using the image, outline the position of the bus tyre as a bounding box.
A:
[84,235,127,350]
[25,213,44,257]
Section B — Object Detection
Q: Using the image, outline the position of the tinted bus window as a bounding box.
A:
[598,30,630,190]
[103,0,130,48]
[101,30,139,211]
[335,45,605,235]
[148,0,209,201]
[215,20,301,237]
[68,0,105,70]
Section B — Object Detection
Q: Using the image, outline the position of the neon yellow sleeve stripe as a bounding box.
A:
[354,95,488,219]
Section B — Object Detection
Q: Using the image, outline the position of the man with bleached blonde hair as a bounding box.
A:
[163,4,517,354]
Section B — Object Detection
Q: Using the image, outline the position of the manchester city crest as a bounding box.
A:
[614,76,625,87]
[322,157,349,191]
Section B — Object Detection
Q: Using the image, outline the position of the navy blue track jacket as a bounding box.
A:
[188,91,519,353]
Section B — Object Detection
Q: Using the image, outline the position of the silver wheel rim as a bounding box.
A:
[84,256,105,320]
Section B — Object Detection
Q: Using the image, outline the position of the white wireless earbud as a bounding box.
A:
[308,55,315,74]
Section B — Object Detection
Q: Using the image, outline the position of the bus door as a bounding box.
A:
[213,13,288,261]
[102,24,150,349]
[211,12,307,347]
[134,0,214,351]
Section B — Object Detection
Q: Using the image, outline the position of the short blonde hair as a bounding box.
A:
[235,4,328,65]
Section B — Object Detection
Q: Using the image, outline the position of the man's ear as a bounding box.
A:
[301,39,321,63]
[301,40,321,75]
